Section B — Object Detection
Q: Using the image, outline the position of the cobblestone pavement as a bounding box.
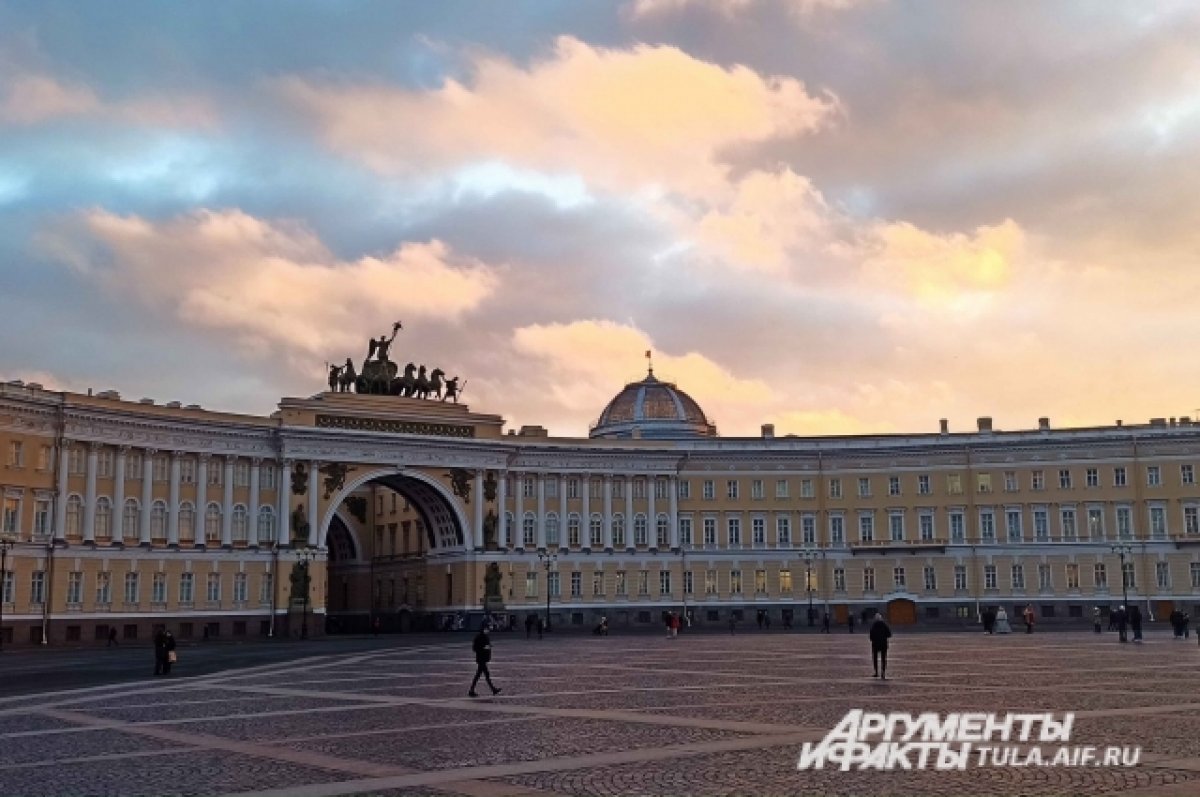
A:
[1,631,1199,796]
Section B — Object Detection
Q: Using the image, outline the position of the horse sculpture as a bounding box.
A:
[427,368,445,400]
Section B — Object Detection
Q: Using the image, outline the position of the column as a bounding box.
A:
[558,475,567,549]
[167,452,181,547]
[195,455,209,547]
[307,460,320,547]
[277,460,292,549]
[112,448,127,545]
[497,470,509,549]
[54,443,69,542]
[624,476,634,551]
[535,473,547,550]
[514,471,524,550]
[221,456,235,548]
[669,475,680,551]
[647,476,657,551]
[581,474,591,551]
[139,449,154,546]
[248,459,261,547]
[83,444,99,544]
[603,474,614,552]
[473,470,485,551]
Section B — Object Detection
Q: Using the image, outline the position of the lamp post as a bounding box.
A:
[1111,542,1133,614]
[0,535,15,651]
[800,547,824,627]
[537,550,557,631]
[296,547,318,640]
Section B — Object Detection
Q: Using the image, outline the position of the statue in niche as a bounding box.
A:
[483,509,498,549]
[483,470,497,503]
[291,503,310,546]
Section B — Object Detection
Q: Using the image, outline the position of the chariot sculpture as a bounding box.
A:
[325,321,466,402]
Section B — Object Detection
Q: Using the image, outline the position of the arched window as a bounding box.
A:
[205,503,221,542]
[567,513,581,547]
[122,499,139,538]
[656,513,670,548]
[589,513,603,548]
[66,495,83,537]
[179,502,195,542]
[545,512,560,547]
[232,504,248,542]
[522,512,536,548]
[95,497,112,539]
[150,500,167,539]
[634,513,648,546]
[257,506,275,543]
[613,513,626,548]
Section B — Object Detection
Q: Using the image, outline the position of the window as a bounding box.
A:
[919,513,934,541]
[68,446,84,474]
[682,570,693,595]
[232,505,248,542]
[1186,506,1199,536]
[1006,510,1022,542]
[833,567,846,591]
[702,480,715,500]
[152,572,166,603]
[6,441,23,468]
[979,510,995,542]
[590,514,603,548]
[204,503,221,543]
[123,572,138,604]
[1148,466,1161,487]
[234,461,249,487]
[752,516,765,546]
[522,477,534,499]
[1010,564,1025,590]
[1034,509,1049,541]
[1114,466,1127,487]
[593,571,605,596]
[180,572,194,603]
[828,478,842,499]
[1087,508,1104,540]
[1150,506,1167,539]
[780,569,792,592]
[522,513,535,548]
[751,479,764,499]
[148,500,166,539]
[829,515,845,545]
[775,479,789,499]
[1122,561,1136,590]
[66,494,82,537]
[1061,508,1077,540]
[655,515,669,548]
[633,479,647,499]
[37,445,50,471]
[858,513,874,542]
[799,514,813,545]
[615,570,628,596]
[984,565,997,590]
[612,479,625,499]
[546,478,558,499]
[33,498,51,539]
[678,480,690,499]
[613,514,626,548]
[917,475,931,495]
[800,479,814,499]
[780,515,794,546]
[863,567,876,592]
[206,573,221,602]
[703,517,716,546]
[977,474,992,494]
[257,507,275,543]
[949,511,965,543]
[727,516,741,546]
[1038,564,1052,591]
[1,569,11,604]
[657,570,670,595]
[634,514,648,546]
[1,496,18,535]
[572,571,583,598]
[954,565,967,591]
[525,572,538,598]
[30,571,45,604]
[730,569,743,594]
[94,571,111,605]
[754,569,767,593]
[1066,563,1080,590]
[590,478,602,500]
[1156,561,1170,589]
[893,566,906,589]
[545,513,560,547]
[260,573,273,604]
[947,474,962,495]
[636,570,648,595]
[888,476,901,496]
[653,478,668,500]
[153,455,168,482]
[889,513,904,542]
[1004,471,1018,492]
[923,566,936,591]
[858,477,871,498]
[1093,563,1108,589]
[704,569,717,595]
[1086,468,1099,488]
[234,573,248,603]
[564,478,578,499]
[180,457,195,484]
[1183,465,1195,485]
[1192,563,1200,589]
[67,571,83,604]
[262,465,276,490]
[727,480,739,500]
[1058,469,1072,489]
[1031,470,1045,491]
[178,502,195,541]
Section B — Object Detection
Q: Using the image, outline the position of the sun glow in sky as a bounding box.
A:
[4,1,1200,436]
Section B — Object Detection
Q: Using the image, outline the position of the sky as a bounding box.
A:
[3,1,1200,437]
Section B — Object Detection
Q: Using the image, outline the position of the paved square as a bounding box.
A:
[2,631,1199,796]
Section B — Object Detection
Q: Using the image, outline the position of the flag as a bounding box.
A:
[645,350,651,359]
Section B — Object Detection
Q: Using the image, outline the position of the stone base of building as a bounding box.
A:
[0,612,325,648]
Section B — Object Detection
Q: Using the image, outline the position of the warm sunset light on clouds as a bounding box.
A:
[3,2,1200,435]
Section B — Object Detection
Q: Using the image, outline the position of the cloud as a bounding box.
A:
[626,0,864,20]
[276,36,836,202]
[0,72,216,128]
[38,209,499,368]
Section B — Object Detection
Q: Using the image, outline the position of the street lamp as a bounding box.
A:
[1111,543,1133,615]
[537,550,557,631]
[296,547,318,640]
[0,535,15,651]
[800,547,825,627]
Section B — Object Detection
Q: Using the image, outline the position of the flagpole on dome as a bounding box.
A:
[645,349,654,378]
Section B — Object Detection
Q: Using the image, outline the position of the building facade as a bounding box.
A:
[3,371,1200,646]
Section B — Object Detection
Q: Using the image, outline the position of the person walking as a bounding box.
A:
[1130,605,1143,643]
[728,615,737,635]
[869,613,892,680]
[525,614,534,639]
[822,612,831,633]
[153,628,169,675]
[1116,606,1128,643]
[995,607,1011,634]
[1094,606,1103,634]
[468,625,501,697]
[107,627,119,647]
[1023,605,1035,634]
[848,613,855,633]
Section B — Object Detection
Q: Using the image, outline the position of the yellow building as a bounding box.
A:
[2,369,1200,646]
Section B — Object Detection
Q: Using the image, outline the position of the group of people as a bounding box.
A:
[152,628,177,676]
[980,605,1036,634]
[1100,605,1145,642]
[1168,609,1194,640]
[664,611,685,637]
[524,613,546,639]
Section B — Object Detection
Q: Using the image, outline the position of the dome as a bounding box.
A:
[590,370,717,439]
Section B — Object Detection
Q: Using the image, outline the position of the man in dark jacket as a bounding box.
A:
[469,625,501,697]
[869,613,892,680]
